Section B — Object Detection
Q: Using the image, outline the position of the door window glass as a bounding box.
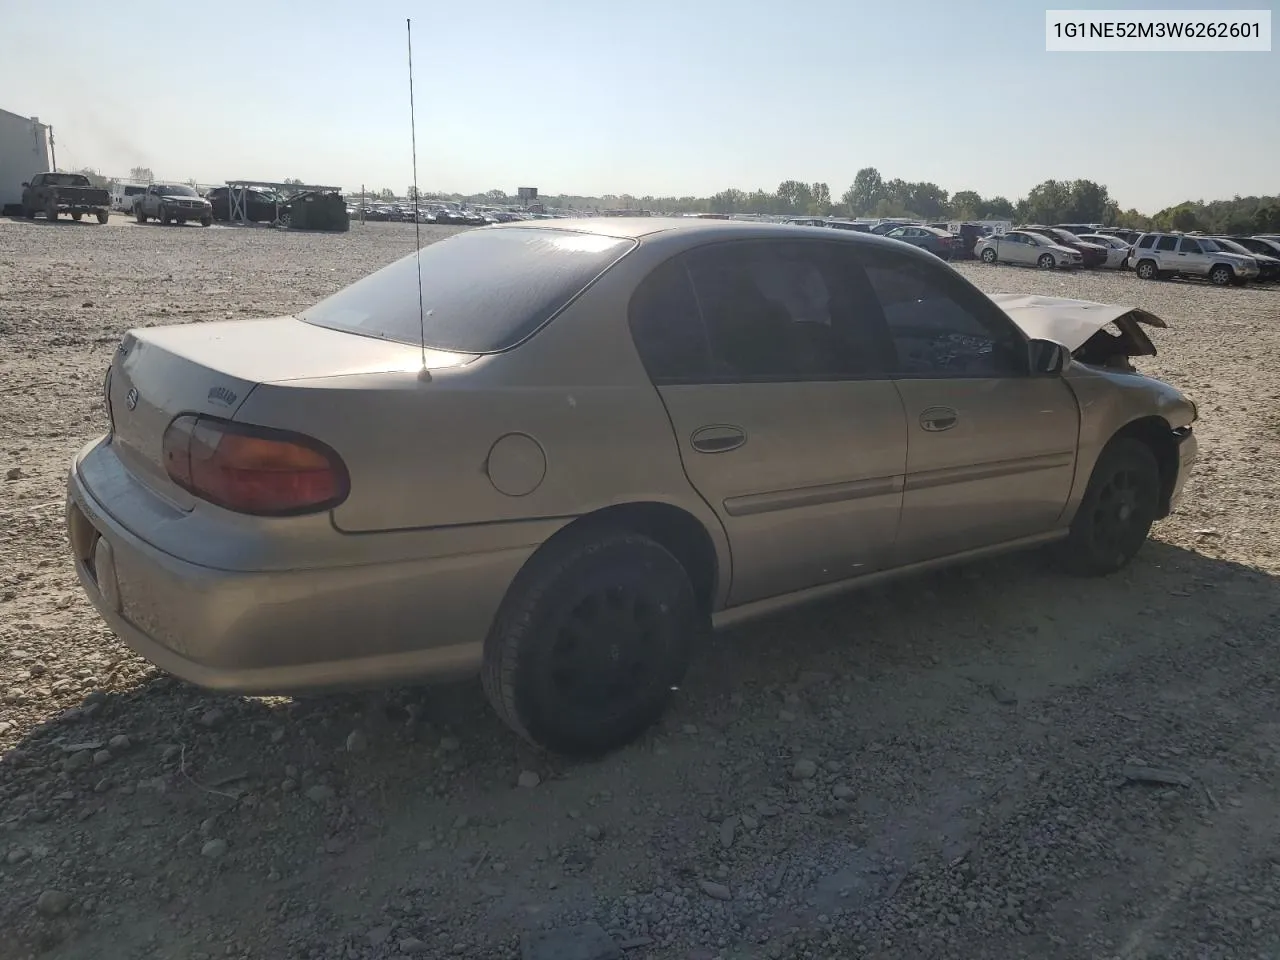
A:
[682,241,888,381]
[858,248,1028,378]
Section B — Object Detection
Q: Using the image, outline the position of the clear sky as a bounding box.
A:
[2,0,1275,211]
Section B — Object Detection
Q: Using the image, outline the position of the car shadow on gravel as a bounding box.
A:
[3,538,1277,958]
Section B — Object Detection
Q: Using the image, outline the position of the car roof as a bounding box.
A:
[487,216,937,249]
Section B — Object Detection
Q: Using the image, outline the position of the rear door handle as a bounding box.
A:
[919,406,958,432]
[690,424,746,453]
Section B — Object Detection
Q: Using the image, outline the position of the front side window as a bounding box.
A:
[1156,236,1178,252]
[857,248,1028,379]
[1138,235,1156,249]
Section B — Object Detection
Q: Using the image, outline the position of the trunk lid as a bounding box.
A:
[99,317,473,508]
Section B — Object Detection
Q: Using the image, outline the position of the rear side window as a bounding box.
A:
[301,228,635,353]
[684,241,888,382]
[627,258,712,383]
[1156,236,1178,252]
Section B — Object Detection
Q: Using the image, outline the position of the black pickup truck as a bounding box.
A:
[21,173,111,223]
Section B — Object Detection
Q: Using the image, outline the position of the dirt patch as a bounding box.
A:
[2,219,1280,959]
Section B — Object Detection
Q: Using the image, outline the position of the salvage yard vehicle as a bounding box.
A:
[974,229,1083,269]
[134,183,213,226]
[1209,237,1280,282]
[65,219,1198,756]
[1077,233,1133,269]
[21,172,110,223]
[1131,232,1260,285]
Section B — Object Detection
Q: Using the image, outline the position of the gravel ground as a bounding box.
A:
[2,216,1280,960]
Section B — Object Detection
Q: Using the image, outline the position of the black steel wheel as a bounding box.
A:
[483,528,701,756]
[1058,438,1160,576]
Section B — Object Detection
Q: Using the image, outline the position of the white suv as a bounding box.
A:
[1131,232,1260,286]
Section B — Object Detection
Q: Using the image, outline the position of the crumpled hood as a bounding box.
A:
[989,293,1167,356]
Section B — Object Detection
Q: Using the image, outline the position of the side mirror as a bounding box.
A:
[1030,338,1068,375]
[21,182,29,188]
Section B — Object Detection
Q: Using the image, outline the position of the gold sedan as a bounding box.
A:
[65,219,1198,755]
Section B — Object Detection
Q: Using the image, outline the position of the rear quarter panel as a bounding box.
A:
[230,250,731,581]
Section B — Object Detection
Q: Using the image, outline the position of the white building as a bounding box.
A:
[0,108,51,214]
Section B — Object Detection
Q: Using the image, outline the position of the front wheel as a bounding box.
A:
[22,206,35,219]
[45,201,58,221]
[1057,438,1161,577]
[981,247,997,264]
[136,208,147,223]
[1209,265,1233,286]
[1037,253,1056,269]
[72,212,83,222]
[1135,259,1159,280]
[200,216,212,227]
[482,529,701,757]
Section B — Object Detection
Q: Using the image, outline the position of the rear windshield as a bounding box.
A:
[299,227,635,353]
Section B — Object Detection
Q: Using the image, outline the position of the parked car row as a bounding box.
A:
[973,224,1280,286]
[351,203,535,226]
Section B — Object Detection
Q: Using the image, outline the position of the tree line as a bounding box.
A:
[66,164,1280,235]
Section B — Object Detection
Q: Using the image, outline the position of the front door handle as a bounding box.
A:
[690,424,746,454]
[919,406,958,432]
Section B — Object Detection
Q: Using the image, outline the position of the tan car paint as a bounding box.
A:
[67,217,1198,697]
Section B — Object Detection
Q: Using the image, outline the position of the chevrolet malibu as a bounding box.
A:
[66,219,1199,756]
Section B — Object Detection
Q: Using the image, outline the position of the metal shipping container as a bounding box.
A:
[0,108,51,215]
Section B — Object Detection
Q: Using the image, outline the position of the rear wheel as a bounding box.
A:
[200,216,212,227]
[96,210,109,224]
[1135,259,1159,280]
[482,529,701,757]
[72,212,83,221]
[1209,264,1233,286]
[981,247,997,264]
[136,208,147,223]
[23,206,35,219]
[1037,252,1055,269]
[1058,438,1161,577]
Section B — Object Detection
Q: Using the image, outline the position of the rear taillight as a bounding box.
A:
[162,414,349,516]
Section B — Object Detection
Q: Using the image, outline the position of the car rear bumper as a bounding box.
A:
[65,441,540,695]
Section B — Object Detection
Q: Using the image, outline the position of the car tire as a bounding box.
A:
[482,528,701,757]
[1135,259,1159,280]
[981,247,997,264]
[201,216,212,227]
[72,212,83,221]
[45,201,58,221]
[1057,438,1161,577]
[1209,265,1233,286]
[136,209,147,224]
[1037,253,1056,269]
[22,206,35,219]
[96,210,109,224]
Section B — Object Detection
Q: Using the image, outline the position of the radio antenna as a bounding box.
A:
[407,18,430,381]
